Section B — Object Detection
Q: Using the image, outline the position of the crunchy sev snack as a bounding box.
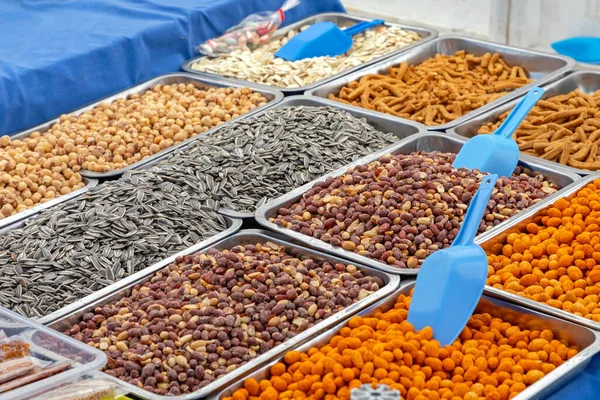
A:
[478,88,600,171]
[329,50,532,126]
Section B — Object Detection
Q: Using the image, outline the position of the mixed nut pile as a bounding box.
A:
[65,242,383,395]
[191,25,421,88]
[272,151,559,269]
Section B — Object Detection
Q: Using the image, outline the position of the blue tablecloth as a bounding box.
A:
[546,355,600,400]
[0,0,345,135]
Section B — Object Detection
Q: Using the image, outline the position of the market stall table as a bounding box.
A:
[0,0,344,135]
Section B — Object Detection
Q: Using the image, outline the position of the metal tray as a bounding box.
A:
[182,12,437,95]
[307,35,576,131]
[141,95,427,219]
[0,176,98,232]
[47,229,401,400]
[475,173,600,330]
[212,280,600,400]
[448,70,600,176]
[255,132,581,276]
[0,215,239,323]
[10,73,283,180]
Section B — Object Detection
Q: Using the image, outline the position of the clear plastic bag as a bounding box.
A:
[36,376,123,400]
[198,0,300,56]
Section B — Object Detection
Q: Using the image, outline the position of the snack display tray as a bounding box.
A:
[212,280,600,400]
[46,229,401,400]
[476,173,600,331]
[307,35,575,131]
[255,131,581,276]
[182,12,437,95]
[448,70,600,176]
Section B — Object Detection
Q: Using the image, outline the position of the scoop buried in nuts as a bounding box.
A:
[409,175,497,346]
[271,151,559,269]
[453,87,545,177]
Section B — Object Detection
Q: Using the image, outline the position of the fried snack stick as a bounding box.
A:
[478,88,600,170]
[0,358,35,384]
[330,50,532,126]
[0,361,70,393]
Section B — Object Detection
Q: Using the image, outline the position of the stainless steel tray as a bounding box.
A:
[10,73,283,180]
[255,132,581,276]
[212,280,600,400]
[475,173,600,330]
[182,12,437,95]
[141,95,427,219]
[47,229,401,400]
[448,70,600,176]
[307,35,576,131]
[0,176,98,232]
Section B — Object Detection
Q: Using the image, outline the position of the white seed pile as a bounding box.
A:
[191,25,422,88]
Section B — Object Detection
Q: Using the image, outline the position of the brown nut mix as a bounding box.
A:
[0,83,268,173]
[65,242,383,396]
[272,151,559,269]
[0,151,84,219]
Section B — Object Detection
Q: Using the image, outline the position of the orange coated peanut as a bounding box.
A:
[487,179,600,323]
[222,292,578,400]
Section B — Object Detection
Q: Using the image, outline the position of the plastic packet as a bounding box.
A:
[0,356,55,385]
[198,0,300,56]
[0,359,70,394]
[36,376,124,400]
[0,338,31,361]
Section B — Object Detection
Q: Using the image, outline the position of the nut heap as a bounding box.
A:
[225,291,579,400]
[329,51,532,126]
[65,242,383,396]
[487,179,600,322]
[0,151,84,219]
[1,83,267,173]
[192,25,421,88]
[272,152,559,269]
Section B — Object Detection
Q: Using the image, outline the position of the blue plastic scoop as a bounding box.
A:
[452,87,545,177]
[551,37,600,64]
[275,19,385,61]
[408,174,498,346]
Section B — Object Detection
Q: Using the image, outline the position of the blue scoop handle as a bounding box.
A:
[494,87,544,139]
[453,174,498,246]
[343,19,385,37]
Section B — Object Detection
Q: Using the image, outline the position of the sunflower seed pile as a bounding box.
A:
[155,106,399,213]
[0,170,228,318]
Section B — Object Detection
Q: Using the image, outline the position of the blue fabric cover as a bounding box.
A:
[0,0,345,135]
